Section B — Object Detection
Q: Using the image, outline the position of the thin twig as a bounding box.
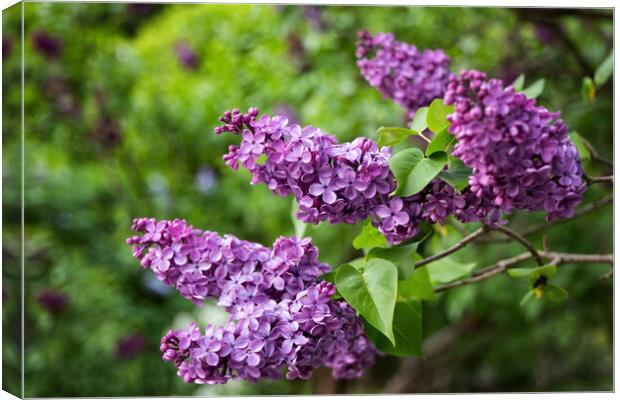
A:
[434,251,613,293]
[480,193,613,242]
[585,175,614,185]
[489,225,545,266]
[581,137,613,168]
[414,227,488,269]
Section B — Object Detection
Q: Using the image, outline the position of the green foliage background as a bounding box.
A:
[2,3,613,396]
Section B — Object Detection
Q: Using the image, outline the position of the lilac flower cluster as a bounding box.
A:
[356,30,453,119]
[444,70,585,221]
[215,108,395,226]
[127,218,377,384]
[215,108,509,244]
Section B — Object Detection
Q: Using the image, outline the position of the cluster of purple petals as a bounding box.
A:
[215,108,396,226]
[444,70,585,221]
[356,30,453,119]
[175,41,200,70]
[36,289,70,313]
[215,108,506,245]
[127,218,377,384]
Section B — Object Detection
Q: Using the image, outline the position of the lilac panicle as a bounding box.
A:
[444,69,585,221]
[128,218,378,384]
[215,108,510,245]
[356,30,453,120]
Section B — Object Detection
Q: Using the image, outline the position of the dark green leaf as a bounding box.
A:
[438,157,472,191]
[377,127,417,147]
[367,242,420,274]
[398,266,435,302]
[352,221,388,250]
[364,301,423,357]
[410,107,429,132]
[426,99,454,133]
[594,51,613,88]
[394,151,448,197]
[569,131,591,160]
[511,74,525,91]
[522,79,545,99]
[336,260,398,345]
[426,129,456,156]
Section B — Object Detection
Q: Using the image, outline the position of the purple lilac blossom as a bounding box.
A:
[356,30,453,120]
[36,290,69,313]
[214,108,395,226]
[214,108,495,245]
[175,41,199,70]
[128,218,378,384]
[31,30,62,59]
[444,69,585,221]
[116,333,146,360]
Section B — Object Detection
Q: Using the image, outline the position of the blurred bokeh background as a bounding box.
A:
[2,3,613,397]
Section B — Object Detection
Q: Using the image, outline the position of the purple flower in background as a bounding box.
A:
[195,166,218,193]
[36,290,69,313]
[127,219,378,384]
[303,6,327,32]
[534,23,557,45]
[116,333,146,360]
[444,69,585,221]
[356,30,453,120]
[3,37,12,60]
[126,3,157,16]
[175,41,199,70]
[31,30,62,59]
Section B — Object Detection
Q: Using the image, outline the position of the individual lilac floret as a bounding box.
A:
[444,69,585,221]
[128,218,378,384]
[356,30,453,119]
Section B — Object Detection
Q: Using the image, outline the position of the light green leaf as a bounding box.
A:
[545,283,568,302]
[507,265,557,280]
[410,107,429,132]
[582,76,596,102]
[426,99,454,133]
[522,79,545,99]
[427,258,477,284]
[569,131,591,161]
[363,301,423,357]
[389,148,425,183]
[291,199,307,238]
[398,266,435,302]
[394,151,449,197]
[336,260,398,345]
[348,257,366,270]
[352,221,388,250]
[426,129,456,156]
[594,51,613,88]
[520,290,535,307]
[367,242,420,275]
[438,157,472,191]
[377,127,417,147]
[511,74,525,91]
